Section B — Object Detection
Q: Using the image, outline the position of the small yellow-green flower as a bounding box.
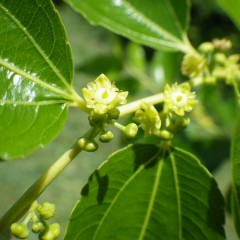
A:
[212,54,240,84]
[181,54,206,77]
[82,74,128,114]
[163,83,198,116]
[133,102,161,136]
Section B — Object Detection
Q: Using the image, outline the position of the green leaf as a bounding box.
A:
[0,0,75,159]
[65,0,193,53]
[215,0,240,29]
[65,144,225,240]
[230,105,240,236]
[230,188,240,238]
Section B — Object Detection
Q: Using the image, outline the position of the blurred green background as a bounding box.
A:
[0,0,239,239]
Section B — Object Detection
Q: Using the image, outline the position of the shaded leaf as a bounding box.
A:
[65,144,225,240]
[215,0,240,29]
[65,0,193,53]
[230,187,240,237]
[0,0,75,159]
[230,104,240,237]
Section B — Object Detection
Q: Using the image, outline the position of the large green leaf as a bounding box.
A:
[215,0,240,29]
[65,0,193,53]
[65,144,225,239]
[0,0,75,159]
[230,105,240,236]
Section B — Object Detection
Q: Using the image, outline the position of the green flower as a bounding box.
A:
[82,74,128,114]
[213,54,240,84]
[181,54,206,77]
[163,83,198,116]
[133,102,161,136]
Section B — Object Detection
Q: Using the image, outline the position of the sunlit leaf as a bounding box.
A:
[0,0,75,159]
[65,144,225,239]
[65,0,193,53]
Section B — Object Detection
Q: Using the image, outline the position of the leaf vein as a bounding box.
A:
[0,3,72,93]
[92,148,160,239]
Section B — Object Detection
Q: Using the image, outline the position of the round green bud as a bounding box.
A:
[124,123,138,138]
[78,138,98,152]
[39,223,60,240]
[49,223,60,239]
[107,108,120,120]
[85,140,98,152]
[159,130,172,140]
[214,53,226,64]
[78,138,87,149]
[11,223,30,239]
[32,221,45,233]
[198,42,214,54]
[88,111,106,126]
[99,131,114,143]
[38,202,55,220]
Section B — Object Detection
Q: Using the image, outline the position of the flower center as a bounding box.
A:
[173,92,186,105]
[96,88,116,104]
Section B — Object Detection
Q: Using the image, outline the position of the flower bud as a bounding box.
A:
[198,42,214,54]
[78,138,98,152]
[214,53,226,64]
[38,202,55,220]
[159,130,172,140]
[99,131,114,143]
[11,223,30,239]
[39,223,60,240]
[212,38,232,51]
[124,123,138,138]
[106,108,120,120]
[88,111,106,126]
[32,221,45,233]
[85,141,98,152]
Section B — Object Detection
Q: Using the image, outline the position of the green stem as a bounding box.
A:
[0,127,98,234]
[118,92,164,117]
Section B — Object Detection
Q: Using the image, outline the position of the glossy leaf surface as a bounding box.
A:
[65,0,192,53]
[65,144,225,240]
[0,0,74,159]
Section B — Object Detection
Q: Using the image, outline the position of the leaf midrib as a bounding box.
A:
[91,148,160,240]
[120,0,183,43]
[137,157,164,240]
[170,152,182,240]
[77,0,187,51]
[0,58,72,100]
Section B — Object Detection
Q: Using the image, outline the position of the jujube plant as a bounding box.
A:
[0,0,240,239]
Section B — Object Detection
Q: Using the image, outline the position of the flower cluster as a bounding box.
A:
[82,74,128,115]
[81,74,137,144]
[10,201,60,240]
[182,38,240,87]
[133,82,198,139]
